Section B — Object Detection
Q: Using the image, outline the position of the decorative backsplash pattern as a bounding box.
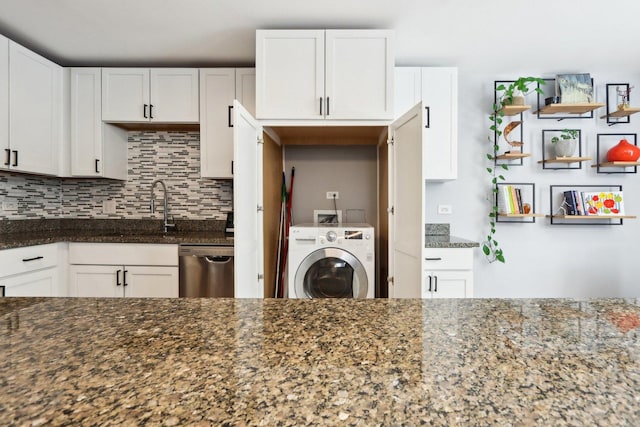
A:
[0,131,232,220]
[0,172,62,219]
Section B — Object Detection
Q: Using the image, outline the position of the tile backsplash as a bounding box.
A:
[0,131,232,220]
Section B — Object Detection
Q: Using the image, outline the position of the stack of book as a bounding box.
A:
[498,185,526,214]
[562,190,624,216]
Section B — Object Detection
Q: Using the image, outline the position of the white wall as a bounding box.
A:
[425,68,640,298]
[392,0,640,299]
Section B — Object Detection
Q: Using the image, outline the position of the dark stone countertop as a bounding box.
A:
[0,297,639,425]
[425,234,480,248]
[0,219,233,249]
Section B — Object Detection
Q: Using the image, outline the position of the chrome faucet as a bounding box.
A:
[150,179,175,233]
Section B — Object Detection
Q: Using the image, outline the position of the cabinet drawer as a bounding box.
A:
[423,248,472,270]
[0,243,59,277]
[69,243,178,266]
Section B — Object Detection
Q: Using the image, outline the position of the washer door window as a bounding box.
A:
[295,248,368,299]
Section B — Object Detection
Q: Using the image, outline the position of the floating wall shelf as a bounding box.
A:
[499,105,531,116]
[593,133,638,174]
[601,83,639,126]
[496,152,531,160]
[534,103,605,115]
[539,157,592,164]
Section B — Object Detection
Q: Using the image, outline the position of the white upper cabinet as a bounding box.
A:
[0,35,8,162]
[7,41,63,176]
[102,68,199,123]
[256,29,393,121]
[395,67,458,181]
[200,68,255,178]
[70,68,127,180]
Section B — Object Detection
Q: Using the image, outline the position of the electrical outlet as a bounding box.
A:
[326,191,339,200]
[438,204,453,215]
[2,201,18,211]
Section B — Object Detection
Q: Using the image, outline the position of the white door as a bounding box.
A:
[69,265,122,297]
[200,68,236,178]
[0,34,8,165]
[255,29,324,120]
[102,68,149,122]
[9,41,61,175]
[150,68,199,122]
[388,103,424,298]
[233,100,264,298]
[70,68,102,177]
[124,266,178,298]
[2,268,58,297]
[325,30,394,120]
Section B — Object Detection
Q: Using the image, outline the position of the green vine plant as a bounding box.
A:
[483,77,545,263]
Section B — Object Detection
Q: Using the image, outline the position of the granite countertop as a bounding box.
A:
[0,219,233,249]
[425,234,480,248]
[424,224,479,249]
[1,297,638,425]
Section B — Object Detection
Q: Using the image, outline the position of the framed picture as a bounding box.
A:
[556,73,594,104]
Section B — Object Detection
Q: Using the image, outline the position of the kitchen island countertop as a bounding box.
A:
[1,297,638,425]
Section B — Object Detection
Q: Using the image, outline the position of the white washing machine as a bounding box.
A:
[287,224,375,299]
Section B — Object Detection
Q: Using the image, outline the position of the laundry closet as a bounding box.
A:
[233,29,457,300]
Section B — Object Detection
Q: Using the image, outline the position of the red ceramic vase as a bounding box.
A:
[607,139,640,162]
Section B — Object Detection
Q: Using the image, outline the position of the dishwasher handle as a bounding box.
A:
[203,255,233,264]
[179,245,234,257]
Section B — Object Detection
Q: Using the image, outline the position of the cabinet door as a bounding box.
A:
[70,68,102,177]
[235,68,256,116]
[150,68,199,123]
[422,67,458,180]
[394,67,421,119]
[388,104,424,299]
[325,30,394,120]
[69,265,122,297]
[9,41,61,175]
[102,68,149,122]
[255,29,324,120]
[124,266,178,298]
[200,68,236,178]
[428,270,473,299]
[233,100,264,298]
[0,34,7,166]
[1,267,58,297]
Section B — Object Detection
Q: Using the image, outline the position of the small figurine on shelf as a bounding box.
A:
[617,85,634,110]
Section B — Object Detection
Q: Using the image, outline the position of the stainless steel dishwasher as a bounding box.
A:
[179,245,234,297]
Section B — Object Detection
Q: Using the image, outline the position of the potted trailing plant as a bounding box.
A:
[551,129,578,157]
[484,77,545,263]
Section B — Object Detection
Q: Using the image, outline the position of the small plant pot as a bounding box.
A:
[554,139,577,157]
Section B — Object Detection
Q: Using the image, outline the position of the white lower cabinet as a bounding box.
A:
[0,243,62,297]
[1,267,59,297]
[68,243,179,298]
[422,248,473,299]
[69,265,178,298]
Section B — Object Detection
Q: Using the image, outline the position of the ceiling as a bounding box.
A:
[0,0,639,71]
